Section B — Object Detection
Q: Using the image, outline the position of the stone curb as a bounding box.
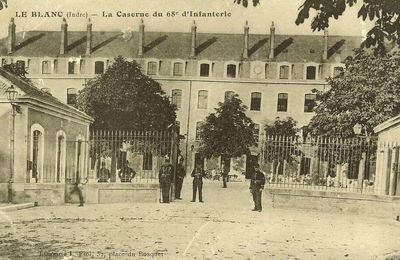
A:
[0,202,37,212]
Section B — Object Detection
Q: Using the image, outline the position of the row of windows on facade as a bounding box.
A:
[171,89,316,113]
[5,59,344,79]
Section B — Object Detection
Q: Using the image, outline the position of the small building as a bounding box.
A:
[373,116,400,196]
[0,67,93,204]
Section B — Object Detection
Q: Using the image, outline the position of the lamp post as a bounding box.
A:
[5,85,18,203]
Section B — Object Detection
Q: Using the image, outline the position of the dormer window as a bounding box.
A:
[147,61,158,75]
[42,60,52,74]
[306,66,317,80]
[173,62,185,76]
[279,65,290,79]
[68,61,77,74]
[200,63,210,77]
[95,61,105,74]
[227,64,236,78]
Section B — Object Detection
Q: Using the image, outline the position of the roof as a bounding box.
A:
[0,31,362,62]
[374,115,400,134]
[0,67,93,122]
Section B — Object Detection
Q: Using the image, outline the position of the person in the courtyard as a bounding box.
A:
[175,157,185,200]
[119,160,136,182]
[71,173,86,207]
[159,155,173,203]
[249,162,266,212]
[191,161,206,202]
[97,161,111,182]
[222,160,229,188]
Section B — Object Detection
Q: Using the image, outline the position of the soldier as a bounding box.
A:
[191,162,205,203]
[249,162,266,212]
[175,157,185,200]
[119,160,136,182]
[159,155,173,203]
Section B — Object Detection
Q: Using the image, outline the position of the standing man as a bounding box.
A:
[222,160,229,188]
[249,162,266,212]
[159,155,173,203]
[97,161,111,182]
[191,161,205,203]
[175,157,185,200]
[119,160,136,182]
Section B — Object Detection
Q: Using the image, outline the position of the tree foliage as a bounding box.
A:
[264,117,298,137]
[77,56,176,130]
[295,0,400,54]
[308,49,400,137]
[198,94,256,159]
[3,62,29,82]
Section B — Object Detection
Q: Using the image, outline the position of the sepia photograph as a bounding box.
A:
[0,0,399,259]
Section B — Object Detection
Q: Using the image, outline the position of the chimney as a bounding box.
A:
[138,19,145,56]
[190,20,197,58]
[323,28,329,61]
[269,22,275,59]
[243,21,249,59]
[7,18,16,54]
[86,18,92,56]
[60,18,68,55]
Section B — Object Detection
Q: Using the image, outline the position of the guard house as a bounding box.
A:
[0,67,93,204]
[373,116,400,196]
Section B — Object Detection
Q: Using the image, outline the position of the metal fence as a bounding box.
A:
[89,130,178,183]
[260,136,377,194]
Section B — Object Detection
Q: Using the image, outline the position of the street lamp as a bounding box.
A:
[5,85,19,203]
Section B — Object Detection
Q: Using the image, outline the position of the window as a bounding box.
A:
[53,59,58,73]
[143,152,153,170]
[16,60,25,69]
[68,61,76,74]
[198,90,208,109]
[67,88,77,105]
[306,66,317,80]
[226,64,237,78]
[171,89,182,109]
[42,60,51,74]
[253,124,260,143]
[196,122,204,140]
[224,91,235,102]
[80,59,85,73]
[1,58,6,67]
[279,65,289,79]
[200,63,210,77]
[264,64,268,79]
[147,61,157,75]
[94,61,104,74]
[250,92,261,111]
[333,66,344,77]
[277,93,288,112]
[32,130,42,181]
[173,62,184,76]
[304,94,316,113]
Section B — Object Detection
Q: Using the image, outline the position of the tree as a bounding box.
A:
[77,56,176,130]
[198,94,256,159]
[264,117,298,137]
[308,49,400,137]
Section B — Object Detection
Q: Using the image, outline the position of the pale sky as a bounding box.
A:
[0,0,373,38]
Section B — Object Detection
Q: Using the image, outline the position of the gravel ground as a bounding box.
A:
[0,181,399,260]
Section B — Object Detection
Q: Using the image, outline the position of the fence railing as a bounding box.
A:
[89,130,177,183]
[260,136,378,194]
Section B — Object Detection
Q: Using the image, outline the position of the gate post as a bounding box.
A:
[170,125,179,201]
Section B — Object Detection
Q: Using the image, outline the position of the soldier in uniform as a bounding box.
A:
[249,162,266,212]
[175,157,185,200]
[191,162,206,202]
[119,160,136,182]
[159,155,173,203]
[97,161,110,182]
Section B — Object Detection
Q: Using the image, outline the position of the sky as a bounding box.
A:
[0,0,373,38]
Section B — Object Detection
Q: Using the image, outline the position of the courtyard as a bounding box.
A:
[0,181,399,260]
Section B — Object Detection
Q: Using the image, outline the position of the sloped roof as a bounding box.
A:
[0,30,362,62]
[0,67,92,122]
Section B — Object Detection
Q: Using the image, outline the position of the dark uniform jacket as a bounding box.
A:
[159,163,173,183]
[191,167,205,183]
[119,166,135,182]
[176,164,186,180]
[250,170,266,190]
